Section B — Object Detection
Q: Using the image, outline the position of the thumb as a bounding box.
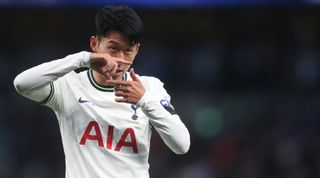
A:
[130,68,139,81]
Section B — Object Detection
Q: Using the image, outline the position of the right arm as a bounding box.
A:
[13,51,129,104]
[13,52,91,103]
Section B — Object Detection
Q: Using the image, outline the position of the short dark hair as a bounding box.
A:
[95,6,143,44]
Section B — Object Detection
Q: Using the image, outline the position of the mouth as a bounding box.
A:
[116,69,123,73]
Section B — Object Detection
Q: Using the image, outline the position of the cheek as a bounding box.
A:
[96,41,109,53]
[128,56,136,63]
[125,57,135,69]
[96,46,108,54]
[122,54,136,64]
[127,52,138,62]
[119,64,131,72]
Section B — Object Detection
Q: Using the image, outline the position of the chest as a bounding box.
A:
[59,86,151,154]
[61,84,149,134]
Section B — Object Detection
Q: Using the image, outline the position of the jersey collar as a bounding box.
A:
[87,69,127,92]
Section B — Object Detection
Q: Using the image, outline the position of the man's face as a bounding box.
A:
[90,30,139,79]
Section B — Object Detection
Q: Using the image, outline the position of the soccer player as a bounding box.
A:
[13,5,190,178]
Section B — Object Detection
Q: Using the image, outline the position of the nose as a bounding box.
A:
[114,51,125,59]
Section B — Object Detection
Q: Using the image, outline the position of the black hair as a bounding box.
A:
[95,6,143,44]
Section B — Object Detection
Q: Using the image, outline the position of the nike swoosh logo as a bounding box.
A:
[78,97,89,103]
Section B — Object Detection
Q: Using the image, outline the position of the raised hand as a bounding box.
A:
[107,68,145,104]
[90,53,132,80]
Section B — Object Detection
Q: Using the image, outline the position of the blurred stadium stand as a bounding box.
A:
[1,0,320,178]
[0,0,310,8]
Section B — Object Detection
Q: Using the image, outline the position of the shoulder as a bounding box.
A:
[54,70,86,87]
[139,75,163,87]
[137,75,170,98]
[66,69,88,80]
[137,75,166,92]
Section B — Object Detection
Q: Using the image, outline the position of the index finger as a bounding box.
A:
[116,59,132,65]
[107,80,130,85]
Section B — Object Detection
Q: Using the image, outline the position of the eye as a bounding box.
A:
[125,48,133,54]
[108,46,118,52]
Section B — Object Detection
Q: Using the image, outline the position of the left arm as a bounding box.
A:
[108,69,190,154]
[136,89,190,154]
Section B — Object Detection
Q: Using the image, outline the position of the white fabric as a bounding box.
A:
[13,52,190,178]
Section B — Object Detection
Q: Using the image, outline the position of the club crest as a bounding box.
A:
[131,105,138,120]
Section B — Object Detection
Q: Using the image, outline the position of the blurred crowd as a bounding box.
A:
[1,6,320,178]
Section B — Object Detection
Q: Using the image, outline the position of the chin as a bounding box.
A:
[112,72,124,80]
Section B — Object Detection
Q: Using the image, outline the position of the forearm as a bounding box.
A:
[14,51,90,101]
[137,92,190,154]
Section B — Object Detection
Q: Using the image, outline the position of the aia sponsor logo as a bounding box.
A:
[79,121,138,153]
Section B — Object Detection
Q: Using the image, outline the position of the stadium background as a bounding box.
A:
[1,0,320,177]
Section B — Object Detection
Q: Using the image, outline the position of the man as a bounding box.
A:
[13,5,190,178]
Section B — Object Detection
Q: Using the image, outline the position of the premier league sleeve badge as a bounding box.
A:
[160,99,177,115]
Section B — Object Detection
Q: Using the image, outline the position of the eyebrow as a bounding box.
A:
[108,40,134,48]
[108,40,121,45]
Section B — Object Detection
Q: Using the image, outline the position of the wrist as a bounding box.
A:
[136,90,151,108]
[81,51,91,67]
[89,53,107,68]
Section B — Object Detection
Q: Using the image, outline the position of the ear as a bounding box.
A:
[135,43,140,54]
[90,35,98,53]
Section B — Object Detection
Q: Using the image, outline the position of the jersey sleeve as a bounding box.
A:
[13,51,91,110]
[136,77,190,154]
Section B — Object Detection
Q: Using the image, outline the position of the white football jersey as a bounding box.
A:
[13,52,190,178]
